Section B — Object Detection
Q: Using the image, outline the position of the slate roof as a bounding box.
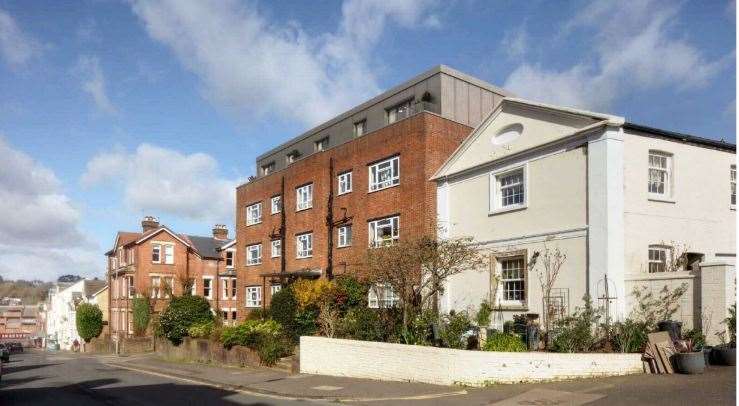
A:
[185,235,233,259]
[84,280,108,298]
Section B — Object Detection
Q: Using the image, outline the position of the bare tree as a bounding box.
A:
[535,245,567,344]
[355,235,486,332]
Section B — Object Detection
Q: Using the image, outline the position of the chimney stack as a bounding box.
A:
[141,216,159,233]
[212,224,228,240]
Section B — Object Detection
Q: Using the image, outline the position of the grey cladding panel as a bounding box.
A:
[468,85,482,126]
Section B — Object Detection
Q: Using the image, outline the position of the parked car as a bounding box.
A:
[8,342,23,353]
[0,344,9,363]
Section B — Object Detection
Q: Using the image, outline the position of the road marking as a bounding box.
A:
[106,362,468,403]
[487,388,605,406]
[312,385,343,391]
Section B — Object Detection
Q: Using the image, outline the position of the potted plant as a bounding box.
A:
[713,304,736,366]
[674,339,706,374]
[683,329,709,365]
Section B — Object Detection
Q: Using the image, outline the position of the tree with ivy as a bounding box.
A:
[132,296,151,336]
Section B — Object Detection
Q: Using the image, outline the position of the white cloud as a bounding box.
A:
[0,7,41,68]
[75,55,118,115]
[0,136,100,281]
[504,0,731,111]
[500,25,528,60]
[130,0,440,126]
[81,143,240,222]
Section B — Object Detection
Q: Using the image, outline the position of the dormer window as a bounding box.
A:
[286,151,300,165]
[354,120,366,137]
[261,162,275,176]
[314,137,329,152]
[387,99,413,124]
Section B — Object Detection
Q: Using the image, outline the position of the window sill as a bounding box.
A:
[498,305,528,311]
[246,221,262,226]
[648,195,676,204]
[296,256,313,260]
[337,191,352,196]
[488,205,527,216]
[271,212,281,215]
[296,206,313,212]
[731,205,736,211]
[245,305,261,309]
[368,183,400,194]
[246,263,262,267]
[337,245,351,249]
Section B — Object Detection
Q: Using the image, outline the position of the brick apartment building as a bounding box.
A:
[106,217,239,337]
[235,65,509,313]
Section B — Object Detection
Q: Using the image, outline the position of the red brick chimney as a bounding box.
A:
[141,216,159,233]
[212,224,228,240]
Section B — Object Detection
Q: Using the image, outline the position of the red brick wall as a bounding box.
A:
[234,113,472,316]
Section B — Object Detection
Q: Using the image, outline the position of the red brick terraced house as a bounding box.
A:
[235,65,510,315]
[106,217,239,337]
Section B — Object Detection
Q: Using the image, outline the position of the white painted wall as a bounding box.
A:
[300,336,643,386]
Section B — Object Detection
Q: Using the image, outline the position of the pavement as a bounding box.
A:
[0,349,735,405]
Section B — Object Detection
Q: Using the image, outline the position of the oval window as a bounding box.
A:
[492,123,523,146]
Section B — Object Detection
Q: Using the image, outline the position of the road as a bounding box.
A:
[0,349,735,405]
[0,350,332,405]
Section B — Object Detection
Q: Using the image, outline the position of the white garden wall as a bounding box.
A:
[300,336,643,386]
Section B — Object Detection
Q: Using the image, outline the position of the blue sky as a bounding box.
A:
[0,0,735,281]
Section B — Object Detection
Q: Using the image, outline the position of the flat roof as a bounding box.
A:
[255,65,511,161]
[624,122,736,152]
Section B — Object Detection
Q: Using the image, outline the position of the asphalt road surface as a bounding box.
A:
[0,350,332,405]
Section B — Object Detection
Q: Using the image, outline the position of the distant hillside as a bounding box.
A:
[0,280,54,305]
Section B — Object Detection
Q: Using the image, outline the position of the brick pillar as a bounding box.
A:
[699,261,736,345]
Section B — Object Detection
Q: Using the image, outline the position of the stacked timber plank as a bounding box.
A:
[642,332,677,374]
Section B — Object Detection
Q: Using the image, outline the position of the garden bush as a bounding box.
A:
[441,311,472,349]
[551,295,601,353]
[132,296,151,336]
[483,332,526,352]
[270,287,298,337]
[220,319,282,349]
[76,303,103,342]
[401,309,438,346]
[156,294,214,345]
[475,301,492,328]
[611,319,650,353]
[292,279,335,309]
[187,320,214,339]
[256,336,293,366]
[334,275,368,309]
[339,307,384,341]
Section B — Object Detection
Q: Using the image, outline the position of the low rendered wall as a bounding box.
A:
[120,337,154,355]
[300,336,643,386]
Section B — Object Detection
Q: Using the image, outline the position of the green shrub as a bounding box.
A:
[220,319,282,349]
[483,332,526,352]
[156,295,214,345]
[725,304,736,345]
[256,336,293,366]
[475,301,492,328]
[401,309,438,346]
[270,287,298,337]
[132,296,151,336]
[339,307,383,341]
[76,303,103,342]
[245,307,270,321]
[611,319,650,353]
[441,311,472,349]
[551,295,601,353]
[187,320,214,339]
[682,328,706,350]
[334,275,368,309]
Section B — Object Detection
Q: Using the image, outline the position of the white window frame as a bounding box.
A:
[246,286,262,308]
[271,240,281,258]
[221,277,229,300]
[150,276,161,299]
[338,225,352,248]
[648,245,669,273]
[221,277,237,300]
[151,244,161,263]
[163,244,174,265]
[368,216,399,247]
[296,183,313,211]
[271,195,282,214]
[368,156,400,192]
[246,202,262,225]
[368,284,399,308]
[246,244,262,265]
[490,165,527,214]
[296,233,313,258]
[338,171,353,195]
[203,276,213,299]
[126,275,134,298]
[498,256,526,306]
[163,276,174,298]
[648,150,673,200]
[261,162,274,176]
[314,137,329,152]
[271,284,282,296]
[225,249,235,268]
[191,279,197,296]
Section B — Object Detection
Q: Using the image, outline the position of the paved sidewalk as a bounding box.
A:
[106,353,467,402]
